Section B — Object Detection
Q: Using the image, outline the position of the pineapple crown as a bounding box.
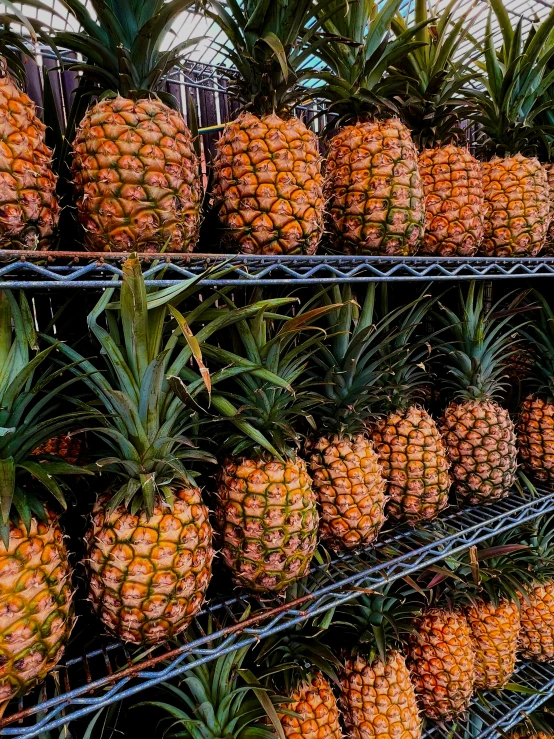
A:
[507,514,554,583]
[467,0,554,158]
[45,256,280,517]
[140,619,287,739]
[55,0,201,105]
[312,0,429,126]
[518,289,554,402]
[308,284,439,435]
[331,585,422,662]
[388,0,478,149]
[203,293,339,461]
[206,0,333,116]
[0,291,93,544]
[435,282,520,403]
[417,537,535,610]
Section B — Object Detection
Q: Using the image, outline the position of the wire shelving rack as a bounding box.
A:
[2,252,554,288]
[2,488,554,738]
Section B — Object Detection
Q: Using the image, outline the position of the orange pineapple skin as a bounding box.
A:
[0,69,59,249]
[519,581,554,662]
[305,434,387,551]
[340,651,422,739]
[418,145,484,256]
[509,732,554,739]
[213,112,324,254]
[72,96,201,253]
[86,489,213,644]
[406,609,475,721]
[441,400,518,505]
[280,672,342,739]
[0,514,74,700]
[542,162,554,254]
[481,154,549,256]
[518,396,554,489]
[325,118,425,255]
[32,434,84,466]
[466,599,520,689]
[216,456,318,592]
[372,407,451,524]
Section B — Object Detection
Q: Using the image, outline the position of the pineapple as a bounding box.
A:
[57,0,201,253]
[436,283,518,505]
[304,284,388,551]
[510,734,554,739]
[391,3,485,256]
[0,24,59,249]
[468,4,554,256]
[32,434,84,465]
[466,599,520,690]
[315,0,425,255]
[406,608,475,720]
[51,256,269,643]
[208,0,325,254]
[517,290,554,488]
[335,589,422,739]
[279,673,342,739]
[519,583,554,662]
[370,290,451,524]
[543,162,554,252]
[0,291,92,700]
[204,299,336,592]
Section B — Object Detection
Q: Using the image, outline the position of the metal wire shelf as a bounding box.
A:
[422,659,554,739]
[2,488,554,737]
[2,252,554,288]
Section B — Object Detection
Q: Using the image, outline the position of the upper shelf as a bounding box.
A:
[2,251,554,288]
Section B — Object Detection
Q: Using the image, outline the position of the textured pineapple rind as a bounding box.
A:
[441,399,518,505]
[215,455,319,592]
[0,515,74,700]
[419,144,485,257]
[407,608,475,720]
[86,488,213,644]
[466,599,520,689]
[518,396,554,489]
[0,73,59,249]
[213,111,325,255]
[481,154,550,257]
[280,672,343,739]
[519,581,554,662]
[325,118,425,256]
[372,406,451,524]
[340,650,422,739]
[305,434,387,551]
[72,96,201,253]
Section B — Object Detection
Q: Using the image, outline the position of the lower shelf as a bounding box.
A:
[2,488,554,738]
[423,660,554,739]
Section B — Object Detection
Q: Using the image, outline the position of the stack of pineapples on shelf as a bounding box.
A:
[1,0,554,256]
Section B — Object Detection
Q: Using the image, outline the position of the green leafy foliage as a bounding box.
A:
[518,289,554,402]
[468,0,554,157]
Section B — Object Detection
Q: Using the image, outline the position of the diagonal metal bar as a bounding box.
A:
[2,489,554,737]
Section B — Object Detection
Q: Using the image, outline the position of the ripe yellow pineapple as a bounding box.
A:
[406,608,475,720]
[481,155,549,256]
[60,2,201,253]
[210,0,324,254]
[468,8,554,256]
[419,146,484,256]
[340,651,421,739]
[214,112,324,254]
[437,283,518,505]
[371,292,450,524]
[516,290,554,489]
[0,49,59,249]
[391,6,485,257]
[543,162,554,252]
[305,285,387,551]
[0,290,93,699]
[207,300,338,592]
[87,489,212,643]
[466,598,520,690]
[216,457,318,592]
[0,514,73,700]
[280,672,342,739]
[325,118,424,255]
[519,582,554,662]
